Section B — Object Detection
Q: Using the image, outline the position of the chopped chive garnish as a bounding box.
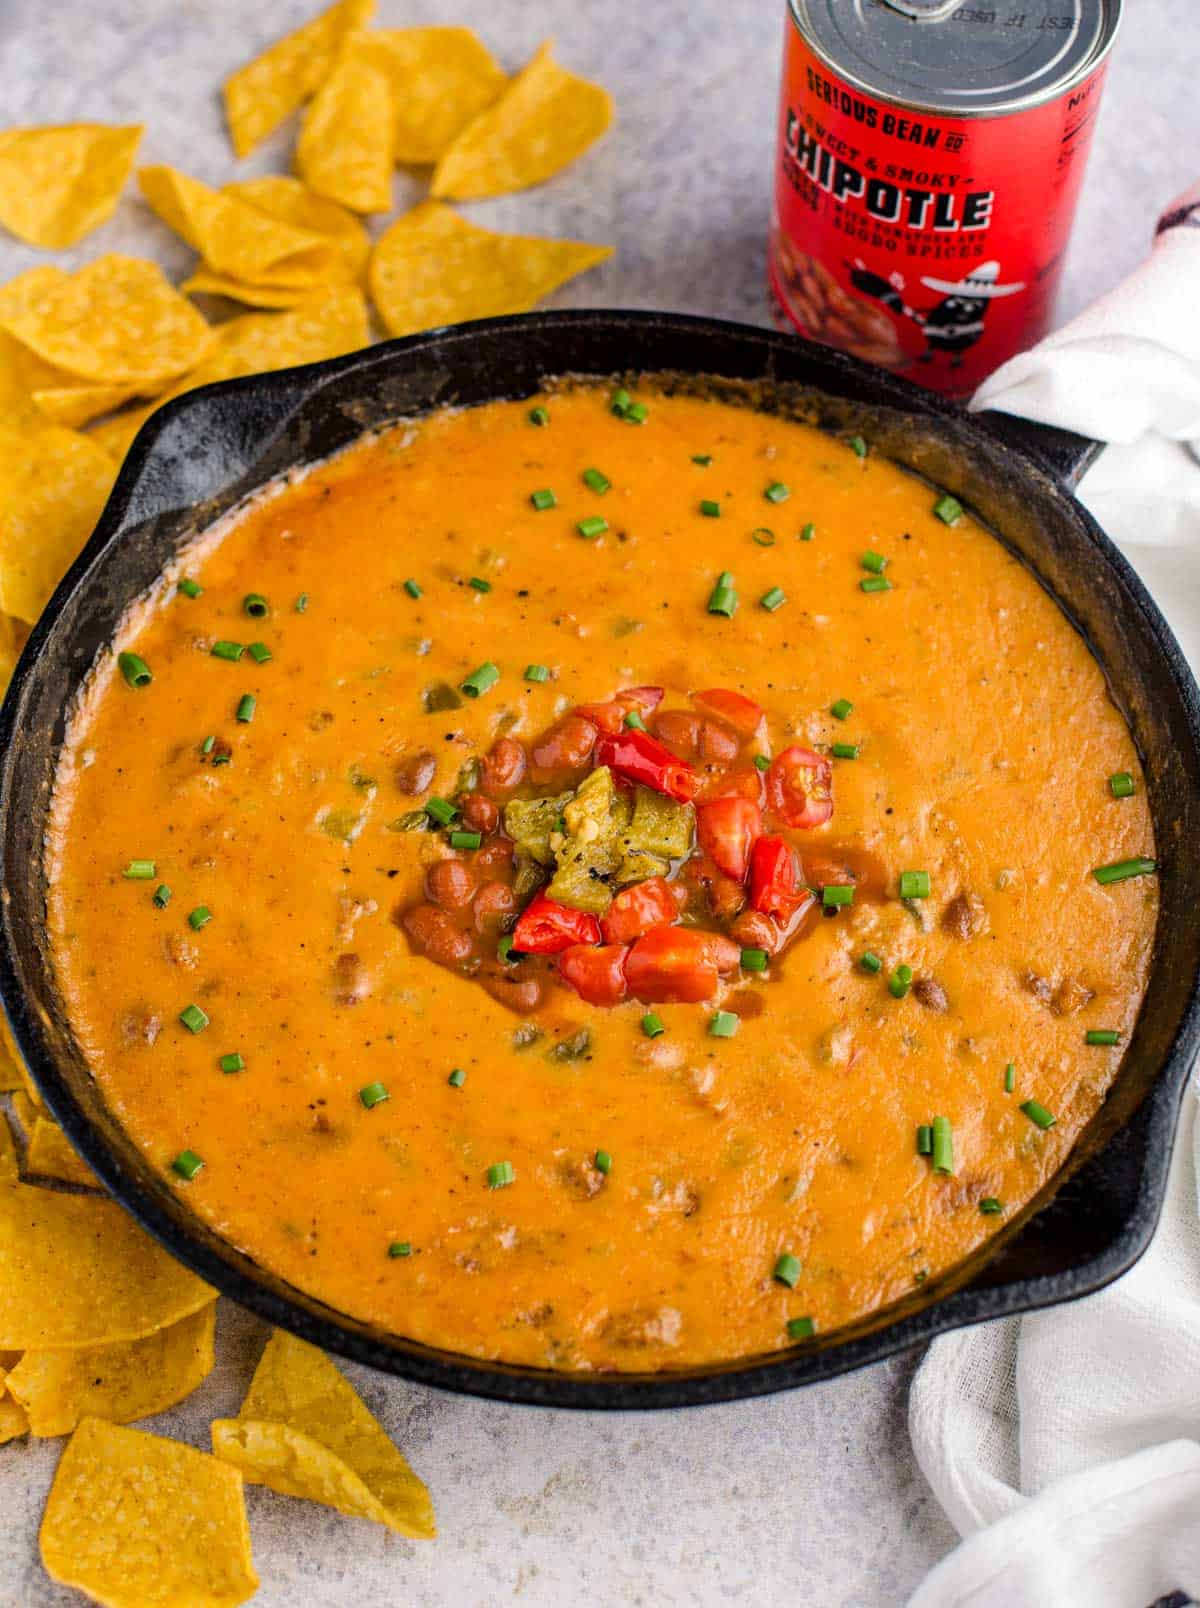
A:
[754,754,771,772]
[497,934,517,966]
[799,522,815,541]
[469,576,492,593]
[177,578,202,598]
[403,578,422,599]
[448,1068,466,1088]
[764,481,790,504]
[359,1081,389,1109]
[211,752,231,767]
[295,593,309,613]
[1093,856,1156,884]
[524,663,550,682]
[200,735,215,755]
[625,402,648,424]
[899,870,930,900]
[219,1053,245,1074]
[641,1012,665,1038]
[831,698,853,720]
[449,830,482,850]
[860,950,882,974]
[530,488,557,511]
[1021,1099,1056,1130]
[980,1198,1004,1215]
[861,550,888,574]
[707,571,738,617]
[760,586,787,613]
[709,1010,739,1038]
[528,405,549,427]
[916,1124,933,1155]
[595,1149,613,1175]
[172,1149,204,1180]
[152,884,171,909]
[179,1004,209,1035]
[577,515,608,539]
[388,1241,413,1258]
[610,388,632,416]
[425,797,458,827]
[822,884,854,908]
[933,493,963,525]
[460,662,500,698]
[740,947,769,972]
[773,1252,801,1288]
[691,453,712,466]
[623,709,648,731]
[1086,1029,1121,1046]
[787,1315,816,1340]
[243,593,269,618]
[699,499,721,518]
[487,1160,515,1189]
[931,1115,953,1174]
[889,963,913,999]
[849,435,868,458]
[1109,771,1135,798]
[831,742,859,760]
[123,859,156,880]
[211,640,244,661]
[235,694,256,723]
[187,906,212,931]
[117,652,152,689]
[860,576,892,594]
[583,467,611,494]
[750,527,776,547]
[1004,1061,1016,1093]
[248,641,272,664]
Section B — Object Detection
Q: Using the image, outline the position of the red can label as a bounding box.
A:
[770,19,1109,396]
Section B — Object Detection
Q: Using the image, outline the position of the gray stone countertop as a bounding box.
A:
[0,1,1195,1602]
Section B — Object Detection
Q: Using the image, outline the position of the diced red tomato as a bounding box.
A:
[512,893,601,954]
[595,729,697,802]
[600,877,685,944]
[557,942,630,1005]
[624,926,741,1004]
[749,835,803,921]
[692,688,765,739]
[765,746,833,829]
[574,686,664,735]
[696,796,761,880]
[699,766,763,805]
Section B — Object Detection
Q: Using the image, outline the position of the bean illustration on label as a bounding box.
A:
[850,259,1026,370]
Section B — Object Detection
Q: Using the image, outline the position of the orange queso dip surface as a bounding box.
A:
[48,384,1158,1372]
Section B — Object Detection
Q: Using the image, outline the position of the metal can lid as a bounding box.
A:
[790,0,1121,117]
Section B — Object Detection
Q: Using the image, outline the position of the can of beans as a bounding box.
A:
[770,0,1121,396]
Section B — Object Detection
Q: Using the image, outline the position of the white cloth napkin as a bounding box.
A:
[909,184,1200,1608]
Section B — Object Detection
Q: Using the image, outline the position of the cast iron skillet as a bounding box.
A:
[2,310,1199,1409]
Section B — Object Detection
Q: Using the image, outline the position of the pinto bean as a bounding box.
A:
[480,736,527,794]
[913,976,949,1013]
[729,910,779,953]
[479,963,544,1013]
[652,709,740,766]
[460,791,499,834]
[705,870,746,921]
[401,903,475,965]
[425,858,478,910]
[529,716,595,780]
[395,748,436,796]
[942,891,987,940]
[333,952,371,1005]
[472,880,516,934]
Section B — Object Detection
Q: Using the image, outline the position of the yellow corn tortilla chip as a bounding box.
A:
[0,1112,16,1185]
[225,175,369,281]
[0,1390,28,1444]
[0,329,47,433]
[369,200,612,338]
[211,1329,434,1537]
[0,124,141,249]
[139,166,337,289]
[0,327,136,427]
[0,1181,214,1349]
[223,0,376,159]
[91,287,369,462]
[351,28,506,164]
[9,1089,38,1134]
[181,271,333,309]
[8,1303,216,1437]
[295,53,394,214]
[31,382,139,428]
[0,427,115,623]
[41,1417,257,1607]
[0,256,212,386]
[0,1014,28,1092]
[432,40,613,200]
[26,1116,98,1188]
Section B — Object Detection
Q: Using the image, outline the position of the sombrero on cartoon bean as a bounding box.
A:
[920,260,1025,298]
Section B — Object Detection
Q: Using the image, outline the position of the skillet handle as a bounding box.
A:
[973,411,1105,494]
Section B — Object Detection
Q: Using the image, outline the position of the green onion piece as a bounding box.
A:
[933,493,963,525]
[1086,1029,1121,1046]
[765,481,790,504]
[899,870,931,900]
[709,1010,739,1038]
[773,1253,801,1288]
[235,694,256,723]
[404,578,422,599]
[860,951,882,974]
[787,1315,816,1340]
[449,830,482,851]
[861,550,888,574]
[583,467,611,494]
[980,1197,1004,1215]
[248,641,272,664]
[219,1053,245,1074]
[388,1241,413,1258]
[707,571,738,617]
[760,586,787,613]
[1109,771,1135,798]
[1092,856,1156,885]
[460,662,500,698]
[425,797,458,827]
[200,735,215,755]
[623,710,647,731]
[212,751,232,768]
[822,885,854,909]
[740,947,769,973]
[487,1160,515,1189]
[1021,1099,1056,1130]
[123,859,156,880]
[750,527,776,547]
[359,1081,389,1109]
[469,577,492,594]
[860,576,893,594]
[210,640,244,661]
[831,742,859,760]
[754,754,771,772]
[931,1115,953,1174]
[916,1124,933,1156]
[799,522,815,541]
[187,906,212,931]
[831,698,853,720]
[152,884,171,909]
[172,1149,204,1181]
[699,499,721,519]
[243,593,269,618]
[611,388,632,417]
[497,935,517,966]
[524,663,550,682]
[889,963,913,999]
[528,405,549,427]
[1005,1061,1016,1093]
[118,651,152,688]
[530,488,557,511]
[595,1149,613,1175]
[849,435,868,458]
[179,1004,209,1035]
[177,578,203,599]
[625,401,648,424]
[691,453,712,466]
[641,1012,665,1039]
[577,515,608,540]
[448,1068,466,1088]
[295,593,309,613]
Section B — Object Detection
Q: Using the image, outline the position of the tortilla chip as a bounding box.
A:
[225,176,369,281]
[180,272,329,309]
[41,1417,257,1607]
[31,382,138,428]
[0,427,115,623]
[0,124,141,249]
[211,1329,435,1537]
[0,1048,21,1095]
[0,256,212,387]
[369,200,612,338]
[8,1303,216,1436]
[26,1116,98,1188]
[0,1181,214,1349]
[91,287,369,462]
[0,1112,16,1185]
[9,1089,39,1134]
[0,1391,28,1444]
[0,329,47,433]
[431,41,613,200]
[295,54,394,214]
[351,28,506,164]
